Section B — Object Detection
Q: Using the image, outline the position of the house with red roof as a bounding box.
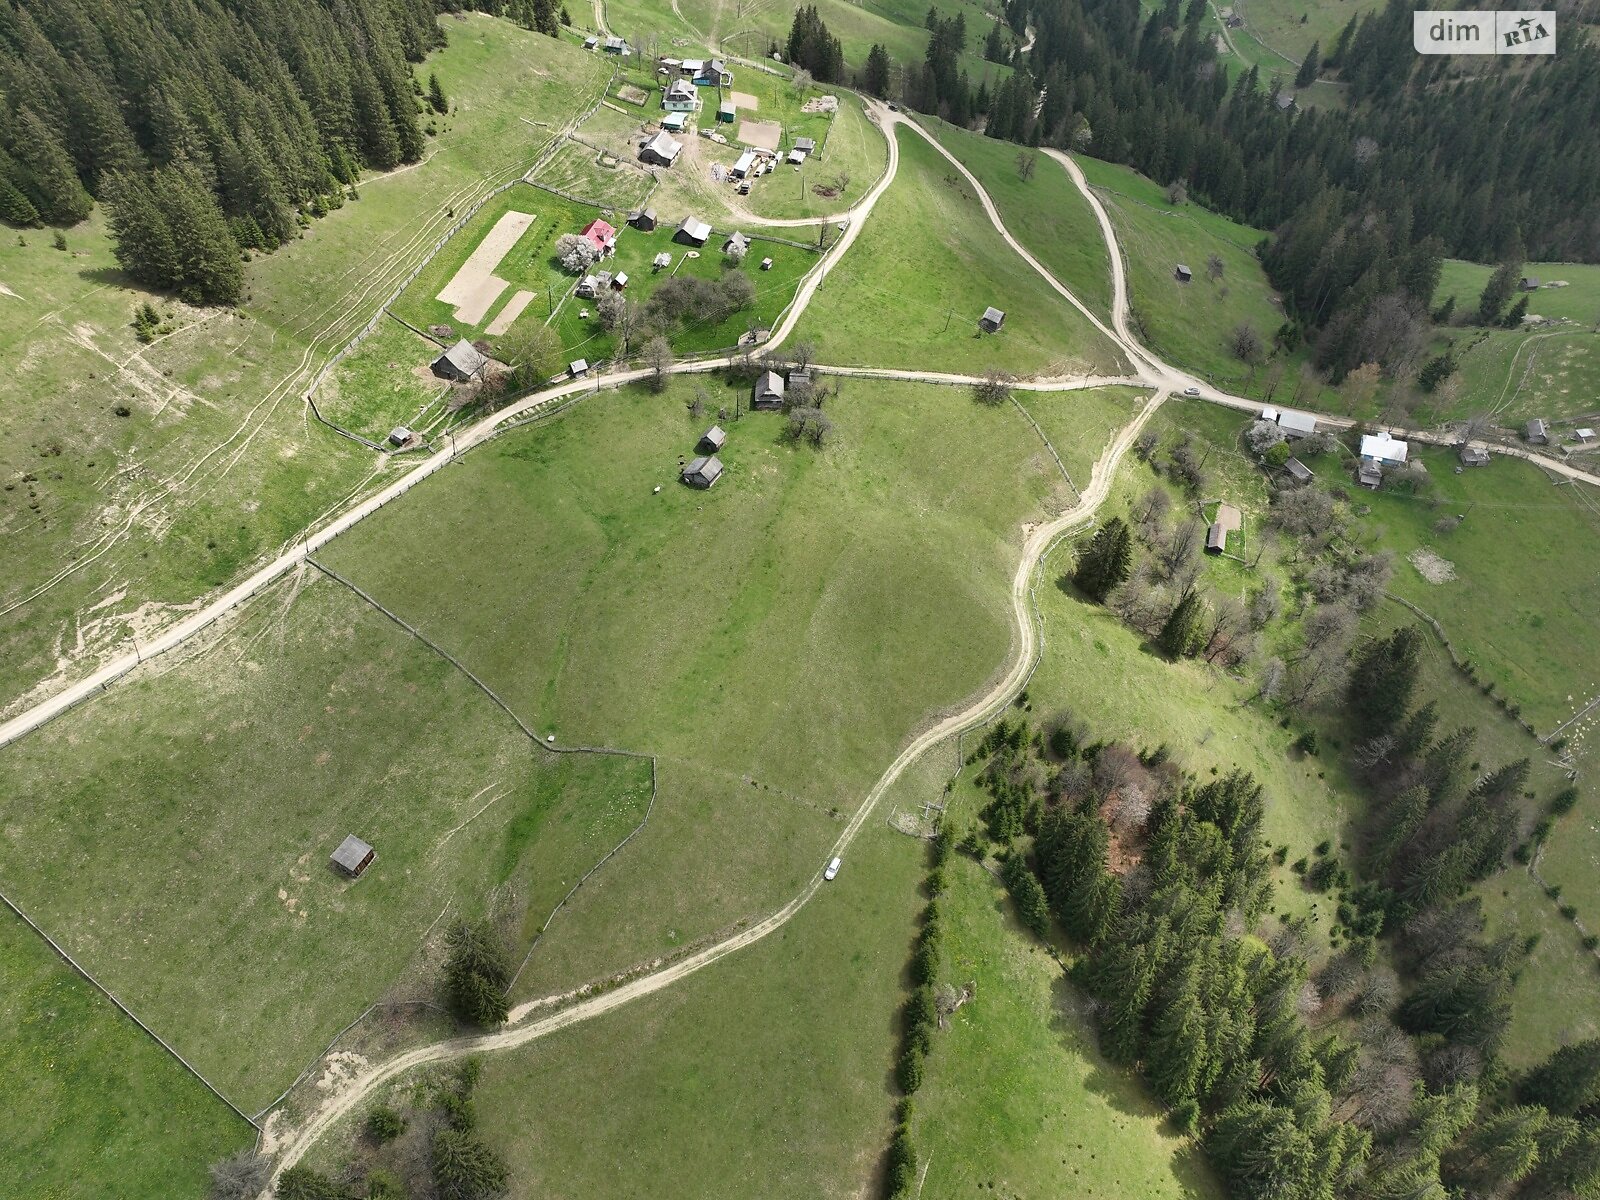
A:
[579,218,616,255]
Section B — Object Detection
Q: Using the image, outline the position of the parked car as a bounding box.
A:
[1182,386,1201,397]
[824,856,842,881]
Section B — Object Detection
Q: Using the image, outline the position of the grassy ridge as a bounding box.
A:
[320,376,1083,994]
[794,129,1128,375]
[926,118,1116,320]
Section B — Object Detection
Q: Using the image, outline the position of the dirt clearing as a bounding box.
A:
[436,210,536,325]
[486,290,536,336]
[737,119,782,152]
[1409,548,1458,584]
[729,90,758,110]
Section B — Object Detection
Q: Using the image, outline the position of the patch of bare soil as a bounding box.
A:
[1408,547,1457,584]
[617,84,648,105]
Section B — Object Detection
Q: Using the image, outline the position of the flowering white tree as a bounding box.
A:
[556,233,600,273]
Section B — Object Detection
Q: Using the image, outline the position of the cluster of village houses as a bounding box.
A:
[680,362,814,489]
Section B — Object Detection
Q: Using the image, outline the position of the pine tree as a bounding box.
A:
[1519,1038,1600,1115]
[863,44,891,98]
[161,165,244,305]
[1478,261,1522,324]
[1074,517,1134,602]
[1347,625,1423,736]
[444,921,512,1027]
[10,109,93,225]
[1294,42,1319,90]
[428,72,448,115]
[1502,295,1529,327]
[1158,588,1207,658]
[0,151,41,226]
[1370,784,1427,874]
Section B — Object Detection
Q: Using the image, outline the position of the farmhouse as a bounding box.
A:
[1284,457,1313,483]
[1360,431,1410,465]
[699,425,726,452]
[387,426,413,448]
[1459,445,1491,467]
[695,58,732,85]
[330,834,376,878]
[1174,263,1193,283]
[640,131,682,167]
[431,338,489,383]
[753,370,786,409]
[630,207,658,231]
[979,306,1006,332]
[1205,502,1242,554]
[1276,409,1317,439]
[675,216,711,245]
[683,455,723,488]
[725,231,750,256]
[664,79,698,111]
[579,218,616,254]
[603,35,631,54]
[661,111,687,132]
[1527,418,1549,444]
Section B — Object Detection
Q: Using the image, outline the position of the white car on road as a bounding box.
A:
[1182,386,1201,397]
[824,856,842,881]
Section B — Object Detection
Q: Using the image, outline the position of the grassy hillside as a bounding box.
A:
[0,15,610,716]
[1075,156,1315,398]
[926,117,1116,320]
[913,847,1226,1200]
[0,908,253,1199]
[320,376,1110,998]
[794,129,1128,376]
[0,576,651,1111]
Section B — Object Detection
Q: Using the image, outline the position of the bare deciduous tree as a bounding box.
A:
[1166,179,1188,205]
[1160,519,1204,578]
[1248,419,1287,454]
[973,368,1014,406]
[1015,151,1037,181]
[1206,252,1225,281]
[1230,322,1265,365]
[209,1151,271,1200]
[645,335,673,392]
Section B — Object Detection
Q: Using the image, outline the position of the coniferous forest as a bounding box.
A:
[0,0,443,303]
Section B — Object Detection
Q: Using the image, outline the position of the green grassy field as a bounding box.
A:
[1017,386,1148,488]
[1075,156,1310,397]
[311,819,927,1198]
[0,14,610,716]
[317,375,1099,995]
[0,575,651,1112]
[0,908,254,1200]
[913,850,1226,1200]
[532,137,658,211]
[794,129,1127,376]
[925,117,1116,321]
[316,318,453,444]
[1437,259,1600,325]
[1295,442,1600,736]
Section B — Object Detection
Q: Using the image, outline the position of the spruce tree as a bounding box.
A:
[1478,261,1521,324]
[863,44,891,97]
[1157,588,1207,658]
[1395,700,1438,758]
[428,72,448,115]
[1519,1038,1600,1115]
[1074,517,1134,602]
[1346,625,1422,736]
[1294,42,1319,89]
[11,110,93,225]
[444,921,512,1027]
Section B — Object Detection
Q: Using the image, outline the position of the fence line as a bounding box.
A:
[1009,394,1079,498]
[1385,591,1541,738]
[300,558,661,995]
[0,885,260,1131]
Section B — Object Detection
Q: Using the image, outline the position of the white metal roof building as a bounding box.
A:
[1360,431,1410,465]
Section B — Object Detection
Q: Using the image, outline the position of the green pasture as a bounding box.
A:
[318,376,1098,991]
[0,575,651,1112]
[0,908,254,1200]
[926,117,1116,320]
[794,129,1127,376]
